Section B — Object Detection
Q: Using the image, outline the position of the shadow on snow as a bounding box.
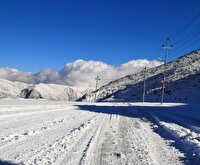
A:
[0,160,19,165]
[77,103,200,165]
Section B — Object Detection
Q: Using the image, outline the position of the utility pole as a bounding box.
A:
[94,75,100,102]
[142,66,147,102]
[161,38,173,105]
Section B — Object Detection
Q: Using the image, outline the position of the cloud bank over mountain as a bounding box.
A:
[0,68,34,83]
[0,59,162,88]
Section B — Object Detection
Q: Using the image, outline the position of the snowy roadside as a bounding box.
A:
[129,102,200,164]
[0,99,199,164]
[152,114,200,163]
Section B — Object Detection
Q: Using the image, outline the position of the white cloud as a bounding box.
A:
[0,67,34,83]
[34,68,59,83]
[118,59,162,76]
[0,59,162,89]
[58,59,118,88]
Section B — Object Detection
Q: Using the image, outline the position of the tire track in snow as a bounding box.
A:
[0,101,188,165]
[124,110,184,165]
[23,113,101,165]
[0,112,99,164]
[0,109,86,149]
[57,114,106,165]
[78,114,108,165]
[94,108,184,165]
[98,114,120,165]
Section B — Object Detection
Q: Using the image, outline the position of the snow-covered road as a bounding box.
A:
[0,99,199,165]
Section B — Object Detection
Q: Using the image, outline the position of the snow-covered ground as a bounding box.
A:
[0,99,200,165]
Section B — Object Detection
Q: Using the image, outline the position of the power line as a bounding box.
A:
[171,29,200,56]
[171,12,200,41]
[173,28,200,46]
[173,35,200,57]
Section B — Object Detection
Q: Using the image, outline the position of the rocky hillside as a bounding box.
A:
[79,49,200,102]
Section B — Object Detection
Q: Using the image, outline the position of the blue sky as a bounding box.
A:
[0,0,200,72]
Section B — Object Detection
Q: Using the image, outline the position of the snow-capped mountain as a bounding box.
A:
[79,49,200,102]
[0,79,80,101]
[0,78,29,99]
[20,83,80,101]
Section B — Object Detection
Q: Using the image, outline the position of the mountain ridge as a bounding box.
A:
[79,49,200,102]
[0,79,80,101]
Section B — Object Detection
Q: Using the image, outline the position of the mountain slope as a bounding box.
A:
[79,49,200,102]
[20,83,80,101]
[0,78,80,101]
[0,78,28,99]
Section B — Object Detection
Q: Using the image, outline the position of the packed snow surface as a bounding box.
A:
[0,99,200,165]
